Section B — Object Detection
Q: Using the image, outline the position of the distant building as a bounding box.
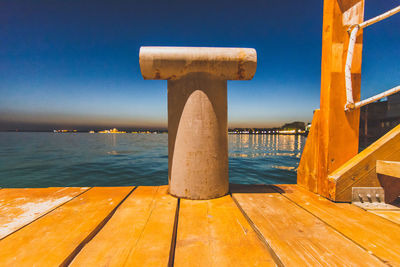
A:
[281,121,306,131]
[228,123,306,135]
[98,128,126,133]
[359,92,400,147]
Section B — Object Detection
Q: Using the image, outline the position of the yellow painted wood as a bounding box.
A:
[0,187,90,239]
[277,184,400,265]
[174,195,276,266]
[232,185,385,266]
[0,186,133,266]
[376,160,400,178]
[70,186,177,266]
[369,210,400,225]
[329,124,400,201]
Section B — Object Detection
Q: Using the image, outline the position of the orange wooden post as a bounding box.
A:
[298,0,364,200]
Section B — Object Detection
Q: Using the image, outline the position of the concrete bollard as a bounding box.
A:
[139,47,257,199]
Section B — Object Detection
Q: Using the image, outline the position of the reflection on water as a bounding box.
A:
[228,134,305,184]
[0,133,305,187]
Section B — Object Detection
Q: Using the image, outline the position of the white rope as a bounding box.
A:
[359,5,400,29]
[354,85,400,110]
[344,25,359,110]
[344,5,400,111]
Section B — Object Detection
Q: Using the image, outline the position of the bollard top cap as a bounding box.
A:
[139,46,257,81]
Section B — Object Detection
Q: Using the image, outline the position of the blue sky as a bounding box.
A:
[0,0,399,130]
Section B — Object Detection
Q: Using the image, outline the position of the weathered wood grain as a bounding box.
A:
[297,109,320,193]
[297,0,364,199]
[0,186,133,266]
[369,210,400,225]
[0,187,90,239]
[377,160,400,178]
[174,195,276,266]
[70,186,177,266]
[232,185,384,266]
[277,184,400,265]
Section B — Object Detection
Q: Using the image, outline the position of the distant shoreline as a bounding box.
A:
[0,131,307,136]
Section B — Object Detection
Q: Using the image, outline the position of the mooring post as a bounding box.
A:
[139,47,257,199]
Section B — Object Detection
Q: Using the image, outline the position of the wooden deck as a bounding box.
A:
[1,185,399,266]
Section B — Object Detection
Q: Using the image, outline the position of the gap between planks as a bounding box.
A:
[69,186,178,266]
[275,185,400,266]
[230,193,284,267]
[274,185,388,265]
[168,198,180,267]
[61,186,137,266]
[174,194,277,266]
[231,185,385,266]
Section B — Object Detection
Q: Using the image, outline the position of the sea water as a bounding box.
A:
[0,132,305,187]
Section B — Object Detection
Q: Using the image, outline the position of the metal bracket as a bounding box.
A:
[352,187,398,210]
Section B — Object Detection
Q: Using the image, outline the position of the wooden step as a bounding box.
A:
[376,160,400,178]
[376,160,400,203]
[328,123,400,202]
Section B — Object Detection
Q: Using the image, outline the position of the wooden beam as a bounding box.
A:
[319,0,364,198]
[298,0,365,199]
[328,124,400,201]
[297,110,320,193]
[376,160,400,178]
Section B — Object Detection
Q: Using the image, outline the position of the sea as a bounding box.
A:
[0,132,305,188]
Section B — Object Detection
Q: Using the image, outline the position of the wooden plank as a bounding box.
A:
[0,187,86,207]
[232,185,384,266]
[0,186,133,266]
[297,109,320,193]
[377,160,400,178]
[70,186,177,266]
[174,195,276,266]
[0,187,90,239]
[328,124,400,201]
[369,210,400,225]
[277,184,400,265]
